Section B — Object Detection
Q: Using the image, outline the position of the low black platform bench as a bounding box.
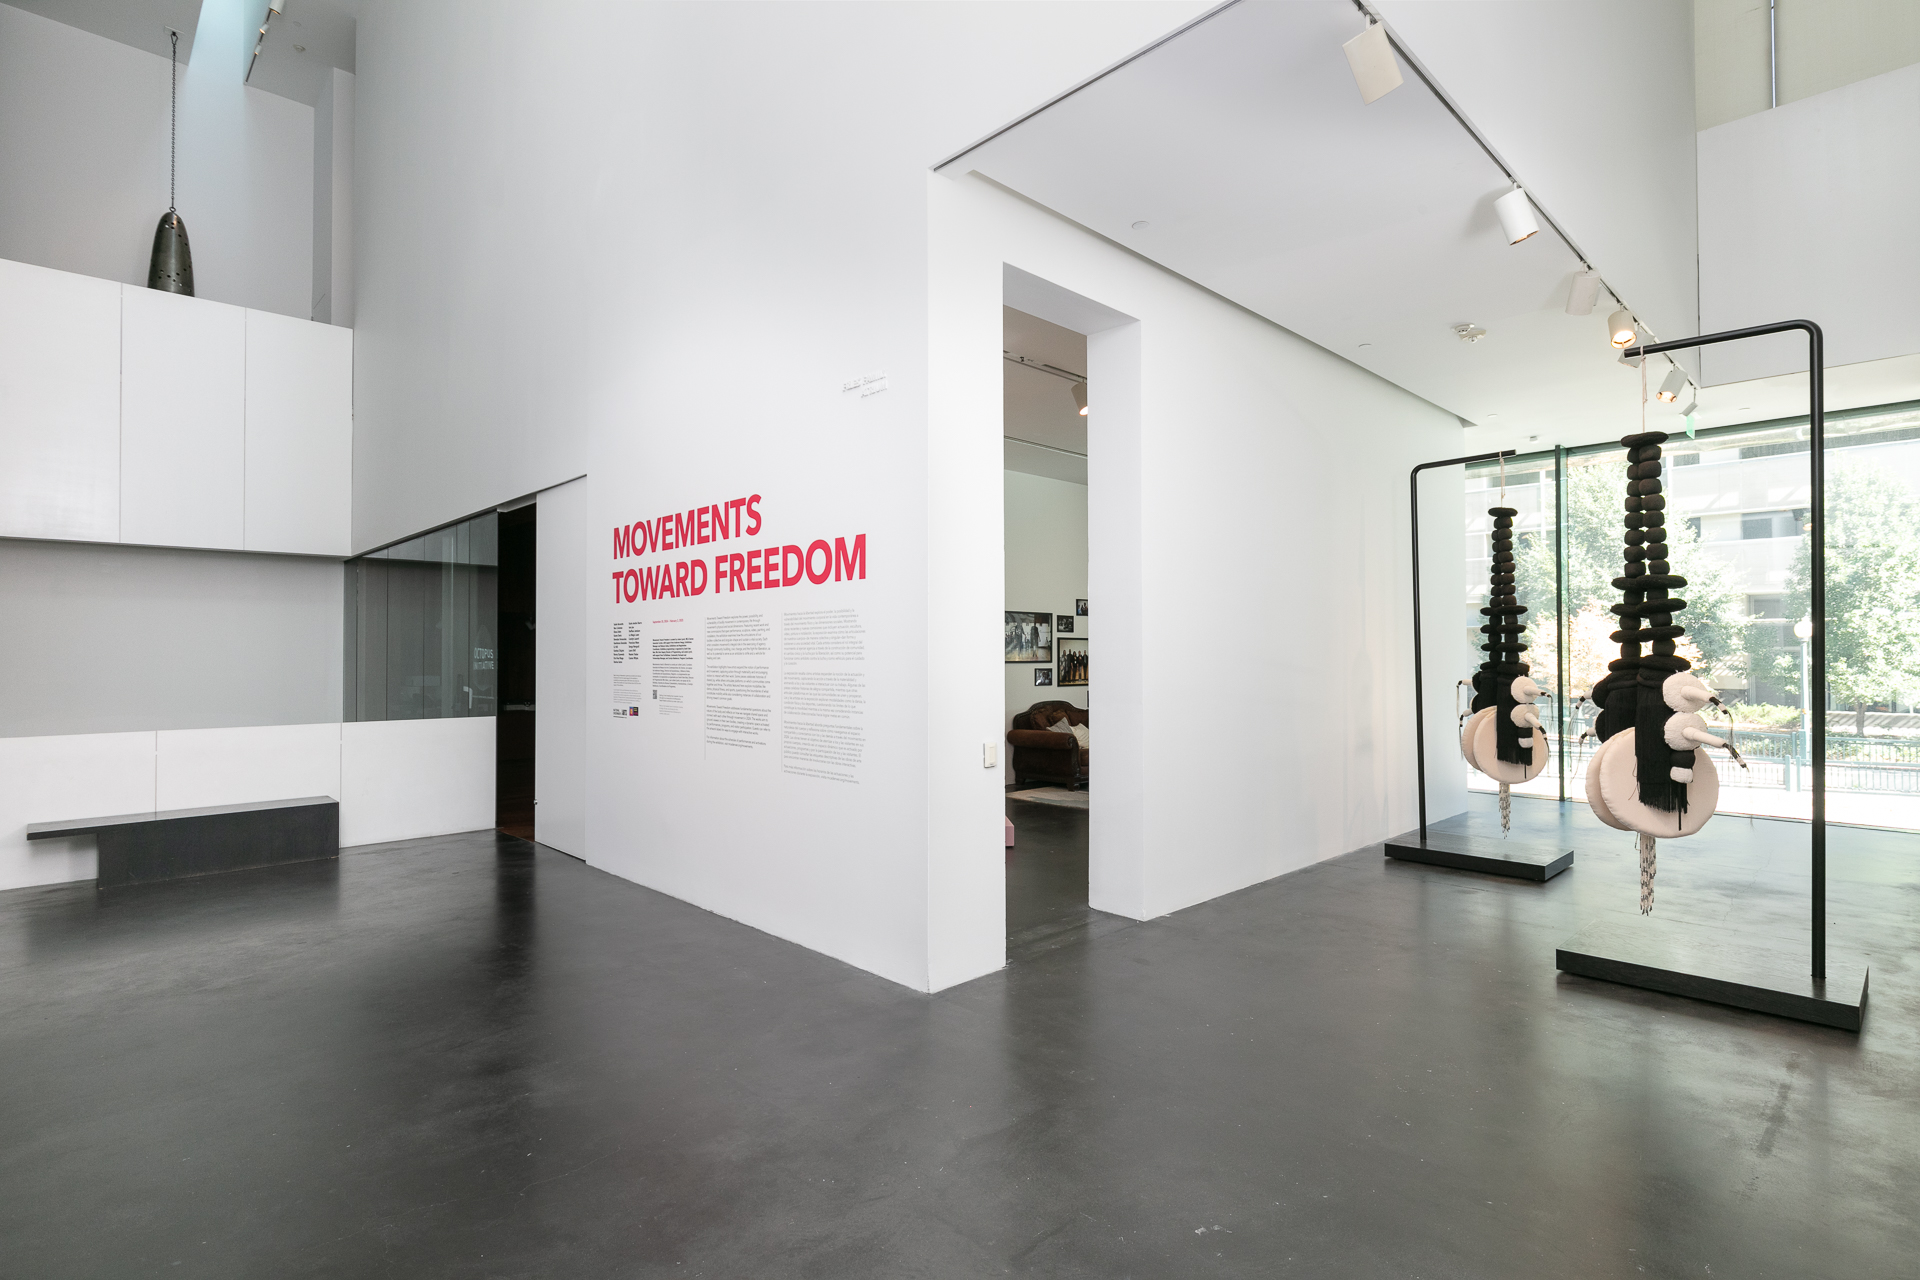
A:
[27,796,339,889]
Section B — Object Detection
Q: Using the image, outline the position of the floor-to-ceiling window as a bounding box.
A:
[1462,400,1920,831]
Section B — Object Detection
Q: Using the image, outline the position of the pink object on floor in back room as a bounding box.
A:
[1005,817,1015,847]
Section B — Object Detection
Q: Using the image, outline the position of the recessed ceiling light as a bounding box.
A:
[1130,221,1150,231]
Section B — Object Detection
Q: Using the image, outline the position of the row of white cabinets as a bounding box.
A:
[0,257,352,557]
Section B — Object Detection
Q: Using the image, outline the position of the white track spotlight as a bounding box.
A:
[1494,187,1540,244]
[1343,22,1403,104]
[1071,382,1088,416]
[1566,270,1602,316]
[1608,309,1637,348]
[1657,365,1689,403]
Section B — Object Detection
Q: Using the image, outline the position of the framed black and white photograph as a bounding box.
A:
[1056,614,1074,634]
[1058,638,1087,687]
[1076,599,1088,616]
[1034,667,1053,687]
[1004,611,1053,663]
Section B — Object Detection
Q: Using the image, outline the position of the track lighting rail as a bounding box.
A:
[1003,352,1087,383]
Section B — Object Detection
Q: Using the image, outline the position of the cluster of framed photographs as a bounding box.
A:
[1006,600,1088,687]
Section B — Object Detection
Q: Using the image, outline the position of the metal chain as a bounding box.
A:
[169,29,178,214]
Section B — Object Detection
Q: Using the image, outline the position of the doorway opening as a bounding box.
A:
[496,503,536,839]
[1002,304,1092,958]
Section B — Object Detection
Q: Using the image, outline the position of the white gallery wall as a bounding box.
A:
[1697,62,1920,386]
[1004,470,1089,757]
[0,718,495,890]
[312,68,356,327]
[931,173,1466,944]
[351,1,1213,992]
[0,538,343,738]
[534,477,591,857]
[0,0,315,319]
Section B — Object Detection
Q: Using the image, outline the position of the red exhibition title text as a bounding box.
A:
[610,493,866,603]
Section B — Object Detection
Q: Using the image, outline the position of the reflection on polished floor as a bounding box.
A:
[1005,795,1130,963]
[2,798,1916,1277]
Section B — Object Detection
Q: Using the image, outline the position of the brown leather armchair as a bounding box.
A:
[1007,700,1088,787]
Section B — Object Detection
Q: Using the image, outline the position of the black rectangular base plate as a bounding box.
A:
[1557,916,1868,1031]
[1384,829,1573,882]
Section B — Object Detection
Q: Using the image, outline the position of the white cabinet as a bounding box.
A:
[0,258,121,541]
[245,309,353,555]
[0,261,351,557]
[121,285,246,549]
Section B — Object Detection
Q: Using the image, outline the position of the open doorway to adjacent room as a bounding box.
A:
[1002,304,1093,958]
[496,502,536,839]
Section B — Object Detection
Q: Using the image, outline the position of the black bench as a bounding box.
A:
[27,796,339,889]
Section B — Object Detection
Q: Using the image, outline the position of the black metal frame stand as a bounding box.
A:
[1384,448,1575,881]
[1551,319,1866,1030]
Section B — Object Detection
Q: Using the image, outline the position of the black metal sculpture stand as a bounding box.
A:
[1553,320,1867,1030]
[1385,449,1575,882]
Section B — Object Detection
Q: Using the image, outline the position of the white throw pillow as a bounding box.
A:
[1046,717,1074,735]
[1069,722,1089,749]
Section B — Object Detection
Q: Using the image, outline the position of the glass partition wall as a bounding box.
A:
[344,512,499,722]
[1462,400,1920,831]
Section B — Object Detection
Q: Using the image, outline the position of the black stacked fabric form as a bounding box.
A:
[1590,431,1691,813]
[1471,506,1531,767]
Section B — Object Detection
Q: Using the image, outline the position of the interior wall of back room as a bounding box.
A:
[0,0,314,318]
[929,172,1468,944]
[1004,470,1088,763]
[351,0,1214,993]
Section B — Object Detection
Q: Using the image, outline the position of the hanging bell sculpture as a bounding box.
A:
[148,28,194,296]
[147,211,194,295]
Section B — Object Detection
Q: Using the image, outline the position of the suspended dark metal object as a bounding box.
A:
[147,29,194,296]
[148,212,194,295]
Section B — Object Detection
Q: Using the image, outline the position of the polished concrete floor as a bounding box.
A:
[1004,796,1130,965]
[2,796,1917,1278]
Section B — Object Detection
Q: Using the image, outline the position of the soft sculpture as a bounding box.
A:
[1583,431,1744,912]
[1461,505,1547,832]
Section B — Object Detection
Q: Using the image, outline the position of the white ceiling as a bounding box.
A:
[246,0,357,106]
[1004,307,1089,483]
[949,0,1696,453]
[9,0,203,60]
[11,0,354,105]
